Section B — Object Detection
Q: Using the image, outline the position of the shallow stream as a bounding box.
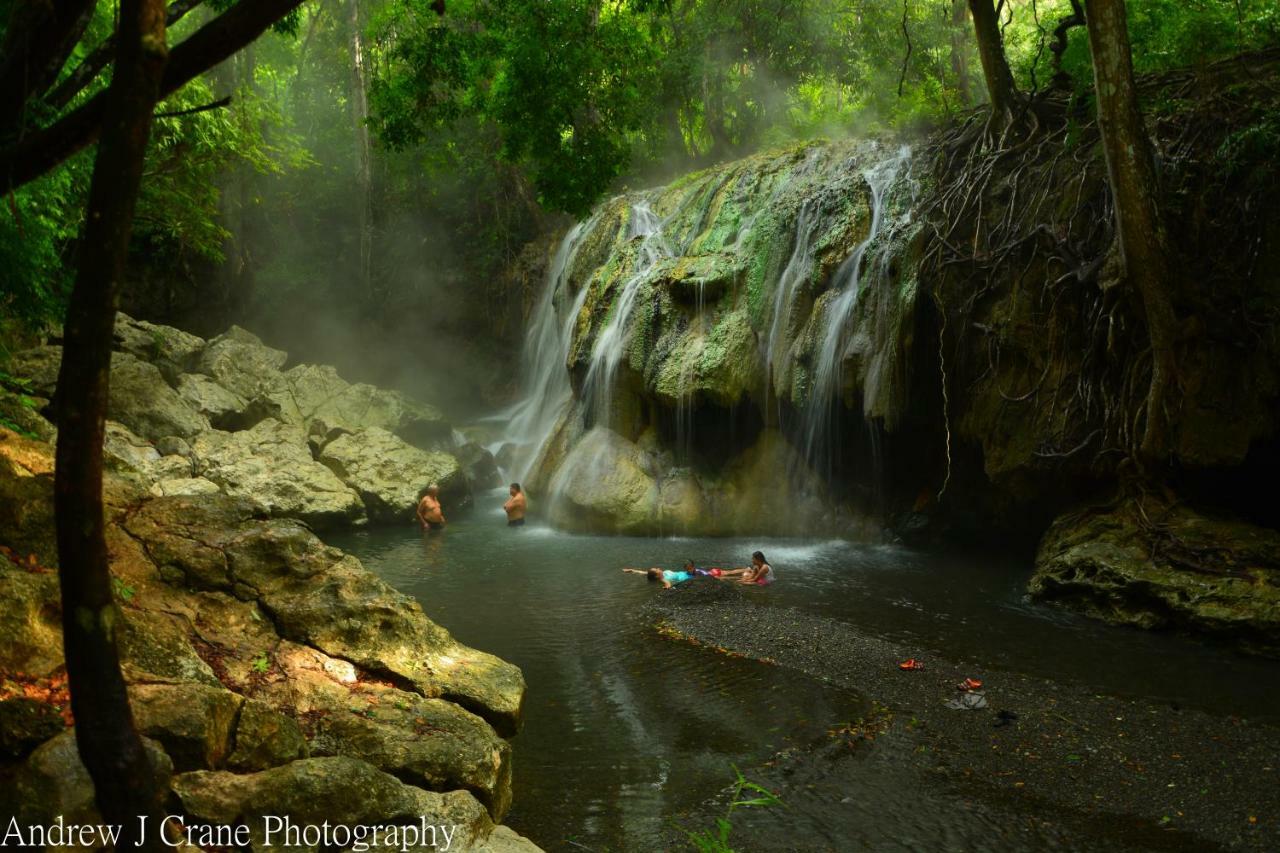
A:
[325,495,1280,851]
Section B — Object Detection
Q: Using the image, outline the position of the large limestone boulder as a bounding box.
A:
[108,352,210,441]
[456,441,502,491]
[191,419,365,528]
[4,345,63,398]
[8,342,210,442]
[0,429,59,566]
[149,476,222,498]
[319,427,468,521]
[0,563,62,676]
[289,660,514,816]
[103,419,162,474]
[226,698,309,771]
[547,427,659,534]
[1032,496,1280,654]
[113,313,205,377]
[272,364,452,449]
[194,326,290,402]
[0,389,55,441]
[118,609,223,688]
[173,757,541,852]
[707,429,830,535]
[123,497,526,737]
[176,372,256,428]
[219,522,525,736]
[128,683,244,772]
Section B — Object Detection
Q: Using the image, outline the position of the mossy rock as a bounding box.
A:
[1031,496,1280,655]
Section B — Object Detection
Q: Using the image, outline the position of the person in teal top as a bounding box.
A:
[621,560,698,589]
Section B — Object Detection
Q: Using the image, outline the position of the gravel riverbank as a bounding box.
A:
[644,579,1278,852]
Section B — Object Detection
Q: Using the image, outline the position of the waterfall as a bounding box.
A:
[765,196,823,388]
[491,139,922,534]
[801,145,914,472]
[499,217,597,483]
[581,200,669,424]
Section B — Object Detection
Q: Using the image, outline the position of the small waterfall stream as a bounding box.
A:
[581,200,669,424]
[801,145,914,472]
[498,216,597,483]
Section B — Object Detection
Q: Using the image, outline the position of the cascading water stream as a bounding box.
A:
[581,200,669,425]
[801,145,913,474]
[498,216,598,482]
[765,197,824,388]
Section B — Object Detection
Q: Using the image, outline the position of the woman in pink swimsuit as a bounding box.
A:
[714,551,774,585]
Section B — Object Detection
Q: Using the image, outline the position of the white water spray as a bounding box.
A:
[801,145,913,470]
[499,216,598,482]
[580,201,669,424]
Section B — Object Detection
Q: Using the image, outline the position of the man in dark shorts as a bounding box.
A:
[417,484,446,532]
[503,482,527,527]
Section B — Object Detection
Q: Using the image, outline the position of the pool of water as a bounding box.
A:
[325,496,1280,851]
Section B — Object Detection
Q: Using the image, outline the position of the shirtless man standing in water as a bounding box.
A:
[504,483,527,527]
[417,484,446,532]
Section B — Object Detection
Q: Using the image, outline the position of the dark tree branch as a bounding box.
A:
[0,0,306,193]
[46,0,207,113]
[154,94,232,117]
[1051,0,1085,86]
[54,0,170,847]
[0,0,98,136]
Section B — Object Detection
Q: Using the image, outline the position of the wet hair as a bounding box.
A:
[510,482,521,492]
[646,568,663,582]
[752,551,766,564]
[684,559,696,570]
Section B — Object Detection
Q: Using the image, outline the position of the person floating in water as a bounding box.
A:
[503,482,527,527]
[417,484,446,532]
[711,551,774,585]
[621,560,697,589]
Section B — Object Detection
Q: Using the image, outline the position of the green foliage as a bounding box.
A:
[371,0,663,216]
[252,652,271,673]
[1217,112,1280,180]
[137,77,306,264]
[1013,0,1278,96]
[0,155,89,327]
[681,765,783,853]
[112,577,137,602]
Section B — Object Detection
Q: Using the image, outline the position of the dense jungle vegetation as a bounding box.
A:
[3,0,1276,413]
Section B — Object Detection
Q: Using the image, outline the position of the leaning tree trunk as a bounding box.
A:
[967,0,1020,125]
[52,0,169,847]
[1083,0,1178,465]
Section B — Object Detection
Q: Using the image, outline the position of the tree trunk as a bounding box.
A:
[1083,0,1178,464]
[349,0,375,308]
[52,0,169,847]
[950,0,974,106]
[967,0,1019,123]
